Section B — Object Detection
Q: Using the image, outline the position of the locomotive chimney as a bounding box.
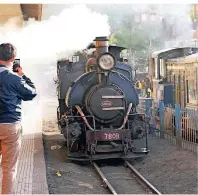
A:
[94,36,109,57]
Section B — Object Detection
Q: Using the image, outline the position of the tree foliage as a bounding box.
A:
[87,4,165,70]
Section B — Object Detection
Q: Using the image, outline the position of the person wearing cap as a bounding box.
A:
[0,43,37,194]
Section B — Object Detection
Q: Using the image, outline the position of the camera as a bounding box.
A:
[13,59,20,72]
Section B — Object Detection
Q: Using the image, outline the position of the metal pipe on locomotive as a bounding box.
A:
[56,36,149,161]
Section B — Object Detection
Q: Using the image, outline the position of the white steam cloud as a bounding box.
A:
[0,4,110,134]
[159,4,192,41]
[1,4,110,60]
[133,4,193,46]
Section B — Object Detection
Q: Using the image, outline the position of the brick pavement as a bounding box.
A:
[0,101,49,194]
[15,133,48,194]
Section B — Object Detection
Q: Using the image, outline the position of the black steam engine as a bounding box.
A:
[56,37,149,161]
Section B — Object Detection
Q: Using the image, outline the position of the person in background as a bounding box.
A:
[140,79,146,97]
[145,74,151,98]
[0,43,37,194]
[135,80,142,95]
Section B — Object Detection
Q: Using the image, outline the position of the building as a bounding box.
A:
[0,4,42,27]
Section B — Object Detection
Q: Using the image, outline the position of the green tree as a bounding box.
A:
[87,4,164,71]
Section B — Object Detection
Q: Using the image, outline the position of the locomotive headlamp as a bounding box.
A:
[97,52,116,71]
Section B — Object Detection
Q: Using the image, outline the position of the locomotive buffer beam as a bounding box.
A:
[67,153,146,162]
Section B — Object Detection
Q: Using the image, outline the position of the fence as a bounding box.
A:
[137,98,198,153]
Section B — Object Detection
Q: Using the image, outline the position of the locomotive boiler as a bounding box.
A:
[56,36,149,161]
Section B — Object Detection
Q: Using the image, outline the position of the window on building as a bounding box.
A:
[69,55,79,63]
[186,70,198,105]
[150,14,156,22]
[135,15,140,23]
[154,58,158,79]
[160,58,165,78]
[141,14,147,21]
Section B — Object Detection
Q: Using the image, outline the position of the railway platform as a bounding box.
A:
[0,101,49,194]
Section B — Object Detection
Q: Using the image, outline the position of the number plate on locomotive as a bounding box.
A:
[104,132,120,140]
[86,130,130,142]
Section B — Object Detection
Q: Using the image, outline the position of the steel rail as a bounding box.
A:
[124,160,162,194]
[93,160,161,195]
[92,162,118,195]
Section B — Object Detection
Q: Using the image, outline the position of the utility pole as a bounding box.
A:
[148,38,153,76]
[127,12,138,79]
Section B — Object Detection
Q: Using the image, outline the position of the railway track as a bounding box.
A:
[93,160,162,195]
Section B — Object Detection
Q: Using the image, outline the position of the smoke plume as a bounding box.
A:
[0,4,110,134]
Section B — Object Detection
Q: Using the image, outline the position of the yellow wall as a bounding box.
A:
[0,4,24,28]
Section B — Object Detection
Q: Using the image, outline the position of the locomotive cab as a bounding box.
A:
[56,36,149,161]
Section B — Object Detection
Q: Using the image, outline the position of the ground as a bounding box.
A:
[43,133,107,194]
[131,136,198,194]
[42,96,198,194]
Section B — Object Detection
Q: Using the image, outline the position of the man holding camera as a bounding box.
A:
[0,43,37,194]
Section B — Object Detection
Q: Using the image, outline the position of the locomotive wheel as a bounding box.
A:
[57,107,60,121]
[69,140,79,152]
[123,138,129,155]
[57,107,62,131]
[124,145,129,155]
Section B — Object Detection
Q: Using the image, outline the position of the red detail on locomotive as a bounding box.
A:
[101,101,112,108]
[104,133,120,140]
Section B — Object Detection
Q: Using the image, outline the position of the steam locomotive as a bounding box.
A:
[56,37,149,161]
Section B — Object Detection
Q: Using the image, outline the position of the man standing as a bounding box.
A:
[145,74,151,98]
[0,43,37,194]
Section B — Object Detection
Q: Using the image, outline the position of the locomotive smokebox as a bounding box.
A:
[94,36,109,57]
